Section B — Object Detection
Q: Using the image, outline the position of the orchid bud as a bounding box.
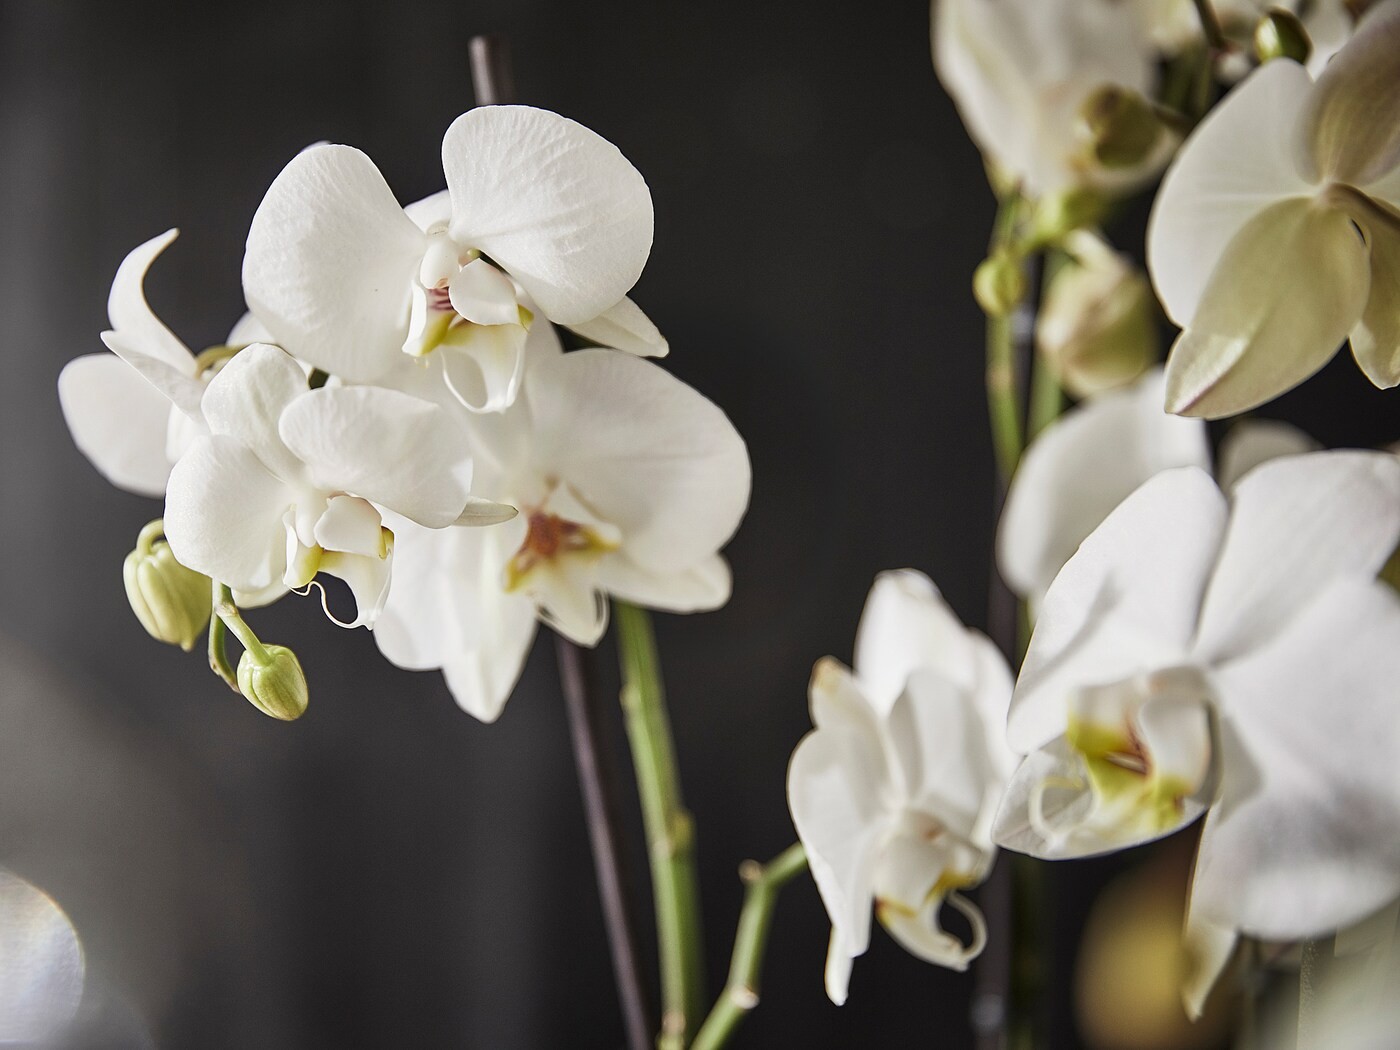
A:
[974,250,1026,317]
[1078,85,1167,171]
[123,521,211,651]
[1254,9,1312,65]
[1036,231,1157,398]
[237,645,309,721]
[1029,187,1109,248]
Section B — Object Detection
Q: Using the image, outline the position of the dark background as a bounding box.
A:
[1,1,1394,1047]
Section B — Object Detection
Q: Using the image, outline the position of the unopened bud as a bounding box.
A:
[1036,231,1157,398]
[124,523,211,651]
[237,645,309,721]
[1029,187,1110,248]
[974,251,1027,317]
[1254,10,1312,65]
[1078,86,1167,171]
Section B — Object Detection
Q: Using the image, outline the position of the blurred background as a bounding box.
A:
[1,0,1395,1046]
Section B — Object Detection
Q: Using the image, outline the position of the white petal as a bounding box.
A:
[58,354,173,497]
[199,343,307,481]
[0,869,85,1044]
[106,228,194,372]
[439,321,528,414]
[454,496,519,527]
[243,144,426,381]
[100,330,205,422]
[1215,418,1321,492]
[1193,450,1400,663]
[1194,578,1400,939]
[443,106,653,324]
[788,723,887,963]
[594,553,731,612]
[1181,906,1238,1020]
[278,385,474,528]
[163,434,293,591]
[318,548,392,629]
[313,494,384,556]
[824,928,855,1006]
[526,557,609,647]
[1297,0,1400,185]
[566,296,669,357]
[998,368,1210,607]
[1009,468,1227,753]
[1162,197,1369,418]
[375,516,539,722]
[1147,60,1316,326]
[880,888,987,973]
[225,310,273,347]
[853,569,979,716]
[523,349,750,573]
[447,258,522,327]
[1349,211,1400,389]
[404,188,452,232]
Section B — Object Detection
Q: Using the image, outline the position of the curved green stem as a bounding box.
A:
[690,844,808,1050]
[207,582,239,691]
[614,602,705,1049]
[212,582,270,664]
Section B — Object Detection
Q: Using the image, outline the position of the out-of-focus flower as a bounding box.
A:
[995,452,1400,956]
[57,230,268,497]
[243,106,659,415]
[998,368,1211,609]
[1036,231,1159,398]
[1148,1,1400,418]
[787,571,1015,1004]
[932,0,1173,198]
[163,344,508,629]
[373,331,749,721]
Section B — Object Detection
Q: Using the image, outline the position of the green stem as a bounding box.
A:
[690,845,808,1050]
[207,583,239,691]
[1026,356,1062,443]
[614,602,705,1049]
[985,195,1026,487]
[1192,0,1227,50]
[212,582,270,665]
[135,518,165,557]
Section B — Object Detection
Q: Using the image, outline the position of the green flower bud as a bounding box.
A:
[1028,187,1110,248]
[123,523,211,651]
[1036,231,1158,399]
[237,644,309,721]
[1077,85,1167,171]
[1254,10,1312,66]
[973,250,1027,317]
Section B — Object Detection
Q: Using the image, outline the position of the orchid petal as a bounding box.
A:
[199,343,307,481]
[998,368,1210,607]
[164,434,293,592]
[1215,418,1320,492]
[1147,60,1315,326]
[524,349,750,574]
[318,548,392,630]
[447,258,522,327]
[404,189,452,232]
[100,330,205,422]
[880,886,987,973]
[853,569,978,716]
[443,106,653,324]
[527,556,610,647]
[278,384,474,528]
[566,296,669,358]
[1194,578,1400,939]
[1009,468,1226,753]
[58,354,173,497]
[1163,197,1369,418]
[1298,0,1400,185]
[1194,450,1400,663]
[1181,908,1238,1020]
[824,929,856,1006]
[439,321,528,414]
[106,228,193,371]
[594,553,731,612]
[313,495,384,557]
[225,310,273,347]
[243,144,426,381]
[454,496,519,527]
[1349,208,1400,388]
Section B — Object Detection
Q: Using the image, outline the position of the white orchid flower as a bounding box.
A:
[243,106,658,415]
[373,335,750,721]
[58,230,271,497]
[163,343,508,629]
[787,570,1016,1004]
[994,452,1400,964]
[0,869,85,1045]
[1148,1,1400,418]
[932,0,1169,198]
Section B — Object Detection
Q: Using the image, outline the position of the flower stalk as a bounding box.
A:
[614,601,706,1049]
[690,844,808,1050]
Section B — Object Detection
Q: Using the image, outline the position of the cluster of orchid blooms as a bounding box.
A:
[51,0,1400,1045]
